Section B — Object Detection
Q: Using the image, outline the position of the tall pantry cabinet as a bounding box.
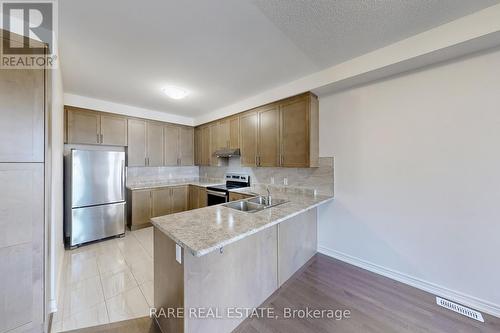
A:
[0,31,48,332]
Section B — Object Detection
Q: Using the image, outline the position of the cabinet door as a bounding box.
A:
[198,187,207,208]
[194,128,202,165]
[147,121,164,167]
[100,114,127,146]
[171,186,188,213]
[179,127,194,166]
[131,190,151,227]
[164,125,179,166]
[239,111,258,166]
[152,188,171,217]
[201,126,210,166]
[0,69,44,162]
[0,163,44,332]
[229,116,240,149]
[127,119,147,167]
[258,105,280,167]
[209,123,218,166]
[217,120,230,149]
[67,108,100,145]
[280,97,309,167]
[189,185,199,210]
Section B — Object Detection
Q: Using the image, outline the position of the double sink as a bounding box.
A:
[223,196,288,213]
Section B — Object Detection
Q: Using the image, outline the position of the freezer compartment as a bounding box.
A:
[68,202,126,247]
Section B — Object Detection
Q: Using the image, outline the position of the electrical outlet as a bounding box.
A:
[283,177,288,185]
[270,177,275,184]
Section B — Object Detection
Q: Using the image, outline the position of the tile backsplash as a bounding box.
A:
[127,166,199,186]
[126,157,334,196]
[200,157,334,196]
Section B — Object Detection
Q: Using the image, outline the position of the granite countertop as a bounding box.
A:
[126,179,223,190]
[151,188,334,257]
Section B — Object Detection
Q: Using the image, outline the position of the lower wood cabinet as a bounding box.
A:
[128,185,191,230]
[151,188,171,217]
[189,185,207,210]
[128,189,152,230]
[228,191,255,202]
[170,186,189,213]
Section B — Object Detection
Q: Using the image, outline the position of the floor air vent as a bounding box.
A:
[436,297,484,322]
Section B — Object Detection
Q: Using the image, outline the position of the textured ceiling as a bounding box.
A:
[251,0,500,68]
[59,0,499,117]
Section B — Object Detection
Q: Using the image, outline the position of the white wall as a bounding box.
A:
[317,48,500,316]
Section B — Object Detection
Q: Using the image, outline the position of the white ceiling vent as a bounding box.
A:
[436,297,484,322]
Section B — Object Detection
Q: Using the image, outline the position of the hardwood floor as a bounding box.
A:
[234,254,500,333]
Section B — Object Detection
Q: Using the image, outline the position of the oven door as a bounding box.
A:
[206,189,228,206]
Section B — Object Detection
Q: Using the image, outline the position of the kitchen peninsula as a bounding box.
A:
[151,186,333,333]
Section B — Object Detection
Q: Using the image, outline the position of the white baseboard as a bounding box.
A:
[318,246,500,318]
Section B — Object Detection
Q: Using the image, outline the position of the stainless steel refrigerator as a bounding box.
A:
[65,149,126,248]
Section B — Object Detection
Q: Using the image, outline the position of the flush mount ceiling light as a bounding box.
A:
[161,86,189,99]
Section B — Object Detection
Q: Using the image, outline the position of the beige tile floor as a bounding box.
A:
[51,227,154,332]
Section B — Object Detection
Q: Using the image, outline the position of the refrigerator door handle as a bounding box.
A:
[121,159,125,200]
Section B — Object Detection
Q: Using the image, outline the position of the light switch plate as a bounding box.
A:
[176,244,182,264]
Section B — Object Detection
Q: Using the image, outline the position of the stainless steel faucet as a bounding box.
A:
[266,186,272,205]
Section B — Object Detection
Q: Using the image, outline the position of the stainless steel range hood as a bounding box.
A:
[215,148,240,158]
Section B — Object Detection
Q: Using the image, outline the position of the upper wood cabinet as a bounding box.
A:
[239,111,258,167]
[229,116,240,149]
[280,93,319,167]
[164,125,194,166]
[194,117,240,166]
[240,105,279,167]
[201,126,211,166]
[217,119,230,150]
[164,125,179,166]
[127,119,147,167]
[179,127,194,166]
[127,120,164,167]
[100,114,128,146]
[66,108,100,145]
[257,104,280,167]
[146,121,164,167]
[194,128,202,165]
[66,107,127,146]
[195,92,319,168]
[209,122,218,166]
[65,107,195,167]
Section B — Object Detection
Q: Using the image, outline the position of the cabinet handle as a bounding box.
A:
[100,134,103,143]
[255,155,258,166]
[258,156,261,166]
[97,133,100,143]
